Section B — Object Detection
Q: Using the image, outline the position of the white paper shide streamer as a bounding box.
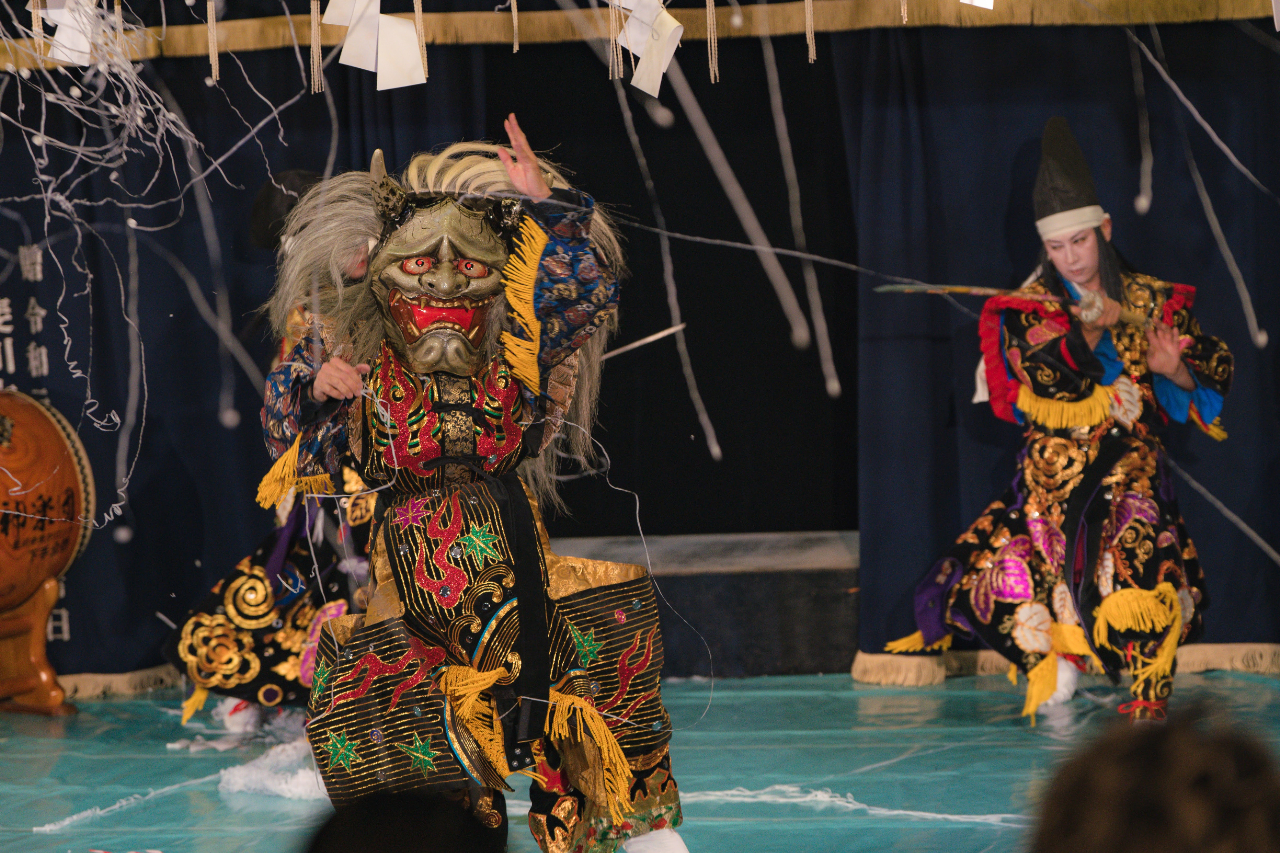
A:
[323,0,428,89]
[616,0,683,97]
[25,0,95,65]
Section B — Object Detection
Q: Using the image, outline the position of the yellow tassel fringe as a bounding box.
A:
[884,631,952,654]
[1051,622,1104,670]
[1005,624,1106,725]
[1016,382,1114,430]
[180,685,209,725]
[438,665,507,720]
[546,689,632,825]
[1021,652,1058,725]
[1202,416,1228,441]
[438,665,510,781]
[1092,582,1182,687]
[256,435,335,509]
[500,216,550,393]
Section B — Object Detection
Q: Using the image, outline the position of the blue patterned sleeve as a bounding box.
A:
[260,336,349,479]
[1152,372,1224,425]
[525,189,619,372]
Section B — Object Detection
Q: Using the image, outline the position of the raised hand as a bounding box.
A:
[312,357,371,402]
[496,113,552,202]
[1145,321,1194,390]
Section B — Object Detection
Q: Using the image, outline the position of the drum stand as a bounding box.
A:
[0,576,75,715]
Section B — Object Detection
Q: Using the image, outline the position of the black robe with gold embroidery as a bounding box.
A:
[901,269,1232,717]
[267,194,682,853]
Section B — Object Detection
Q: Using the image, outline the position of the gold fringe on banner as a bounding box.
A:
[706,0,719,82]
[32,0,44,69]
[413,0,430,76]
[804,0,815,61]
[115,0,124,43]
[207,0,220,82]
[0,0,1271,73]
[607,0,621,79]
[511,0,519,52]
[310,0,324,92]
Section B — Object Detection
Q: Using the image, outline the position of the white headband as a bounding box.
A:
[1036,205,1106,240]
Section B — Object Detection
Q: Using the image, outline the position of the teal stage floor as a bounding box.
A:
[2,671,1278,853]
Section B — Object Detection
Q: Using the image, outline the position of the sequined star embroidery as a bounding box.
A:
[310,660,331,706]
[458,522,501,564]
[320,729,362,773]
[569,622,603,667]
[394,497,429,530]
[396,732,439,779]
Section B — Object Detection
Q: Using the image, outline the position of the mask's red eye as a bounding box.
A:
[455,259,490,279]
[401,257,434,274]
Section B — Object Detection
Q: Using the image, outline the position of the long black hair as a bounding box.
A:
[1040,226,1132,303]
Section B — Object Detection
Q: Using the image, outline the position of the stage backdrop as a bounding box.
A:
[833,22,1280,668]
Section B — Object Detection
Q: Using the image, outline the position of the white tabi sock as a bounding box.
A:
[621,827,691,853]
[1039,656,1080,709]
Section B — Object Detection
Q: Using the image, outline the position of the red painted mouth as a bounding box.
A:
[388,289,492,347]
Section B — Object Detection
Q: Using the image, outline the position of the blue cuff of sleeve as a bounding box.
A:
[1154,368,1223,424]
[526,188,592,227]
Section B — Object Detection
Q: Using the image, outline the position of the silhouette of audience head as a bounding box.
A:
[1032,713,1280,853]
[306,790,507,853]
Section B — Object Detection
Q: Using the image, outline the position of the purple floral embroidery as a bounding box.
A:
[1028,515,1065,567]
[1108,492,1160,545]
[972,536,1036,624]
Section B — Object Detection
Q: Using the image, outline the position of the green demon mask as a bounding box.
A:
[366,150,519,376]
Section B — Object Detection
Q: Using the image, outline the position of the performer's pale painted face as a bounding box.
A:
[1042,217,1112,290]
[369,201,508,375]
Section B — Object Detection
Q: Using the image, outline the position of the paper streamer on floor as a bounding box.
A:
[33,772,223,833]
[679,784,1030,826]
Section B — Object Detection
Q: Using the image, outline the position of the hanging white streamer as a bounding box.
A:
[1147,25,1268,349]
[758,1,840,397]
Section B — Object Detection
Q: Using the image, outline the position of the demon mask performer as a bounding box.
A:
[256,117,686,853]
[889,118,1233,723]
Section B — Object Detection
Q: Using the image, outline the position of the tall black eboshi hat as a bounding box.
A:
[1033,117,1106,240]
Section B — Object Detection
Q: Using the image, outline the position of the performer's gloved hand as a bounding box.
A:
[312,357,370,402]
[1145,321,1195,390]
[497,113,552,202]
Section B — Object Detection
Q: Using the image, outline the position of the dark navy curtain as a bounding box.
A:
[834,23,1280,655]
[0,47,485,674]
